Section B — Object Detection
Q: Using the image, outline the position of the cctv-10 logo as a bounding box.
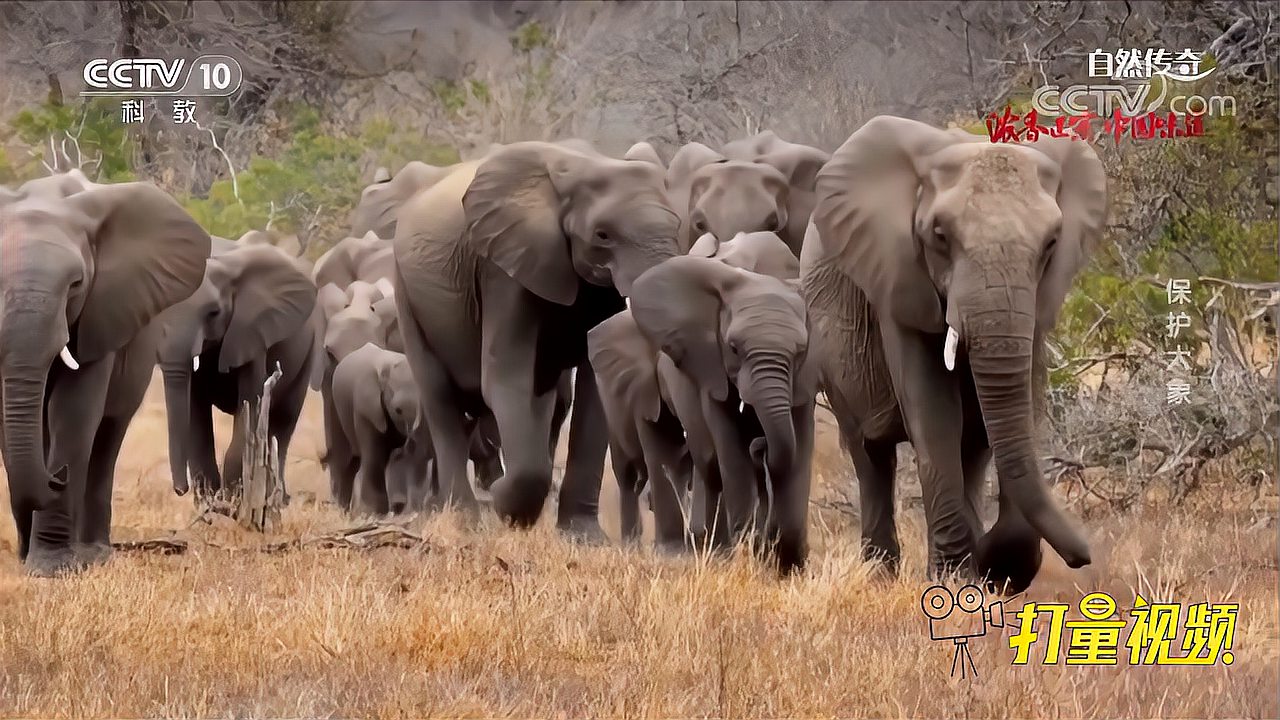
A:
[921,585,1239,679]
[81,55,243,97]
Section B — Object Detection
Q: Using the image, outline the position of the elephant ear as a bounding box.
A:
[587,310,662,423]
[630,256,740,402]
[1026,137,1108,329]
[461,143,580,306]
[714,231,799,280]
[310,282,349,389]
[68,182,212,362]
[624,141,665,170]
[218,246,317,372]
[812,116,959,333]
[352,350,389,434]
[756,144,830,193]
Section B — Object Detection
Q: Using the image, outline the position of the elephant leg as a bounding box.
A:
[353,426,392,516]
[610,439,642,545]
[267,376,308,507]
[638,420,688,551]
[399,302,477,517]
[188,385,221,498]
[556,364,608,540]
[848,428,901,572]
[879,324,972,577]
[29,359,113,576]
[78,416,131,560]
[480,286,557,528]
[323,392,357,511]
[548,370,573,455]
[700,395,759,547]
[222,402,250,497]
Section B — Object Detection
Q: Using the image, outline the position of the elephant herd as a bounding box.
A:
[0,116,1105,593]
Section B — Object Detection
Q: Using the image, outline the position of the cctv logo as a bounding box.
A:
[921,584,1005,679]
[83,59,186,92]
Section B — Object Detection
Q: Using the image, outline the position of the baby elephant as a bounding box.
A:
[329,342,426,515]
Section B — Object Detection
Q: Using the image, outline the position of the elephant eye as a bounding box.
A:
[728,340,740,356]
[765,212,780,231]
[594,229,609,241]
[692,217,707,233]
[932,225,948,247]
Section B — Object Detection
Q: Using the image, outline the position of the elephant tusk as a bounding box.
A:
[58,345,80,370]
[374,277,395,299]
[943,325,960,371]
[192,355,200,371]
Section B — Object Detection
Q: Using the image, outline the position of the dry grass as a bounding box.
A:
[0,372,1276,719]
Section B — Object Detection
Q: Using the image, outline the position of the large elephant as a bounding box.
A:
[721,131,830,255]
[393,140,681,534]
[630,252,819,573]
[156,244,317,502]
[350,161,459,239]
[0,174,210,574]
[802,115,1103,592]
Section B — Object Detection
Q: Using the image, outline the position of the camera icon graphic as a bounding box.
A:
[921,584,1005,678]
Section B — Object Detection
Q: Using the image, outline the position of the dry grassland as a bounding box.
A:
[0,373,1276,718]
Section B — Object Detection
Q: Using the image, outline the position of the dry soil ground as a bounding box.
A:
[0,373,1276,718]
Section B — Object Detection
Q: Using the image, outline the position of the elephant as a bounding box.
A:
[350,161,459,238]
[328,342,428,515]
[590,230,803,550]
[392,140,681,534]
[0,174,211,575]
[587,310,689,549]
[630,252,819,573]
[311,231,396,290]
[721,131,830,256]
[801,115,1103,593]
[156,244,317,504]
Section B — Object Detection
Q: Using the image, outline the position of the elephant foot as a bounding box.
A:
[75,542,114,567]
[976,524,1044,596]
[655,537,691,557]
[490,474,551,528]
[557,514,607,545]
[24,544,88,578]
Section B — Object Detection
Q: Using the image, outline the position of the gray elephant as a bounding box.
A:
[0,173,211,575]
[802,115,1103,592]
[630,251,819,573]
[589,230,802,551]
[393,140,681,534]
[721,130,829,255]
[156,244,317,503]
[328,342,428,515]
[587,310,689,549]
[350,161,459,239]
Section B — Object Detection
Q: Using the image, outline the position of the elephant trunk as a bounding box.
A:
[962,287,1090,570]
[744,351,797,506]
[160,363,193,495]
[0,306,69,511]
